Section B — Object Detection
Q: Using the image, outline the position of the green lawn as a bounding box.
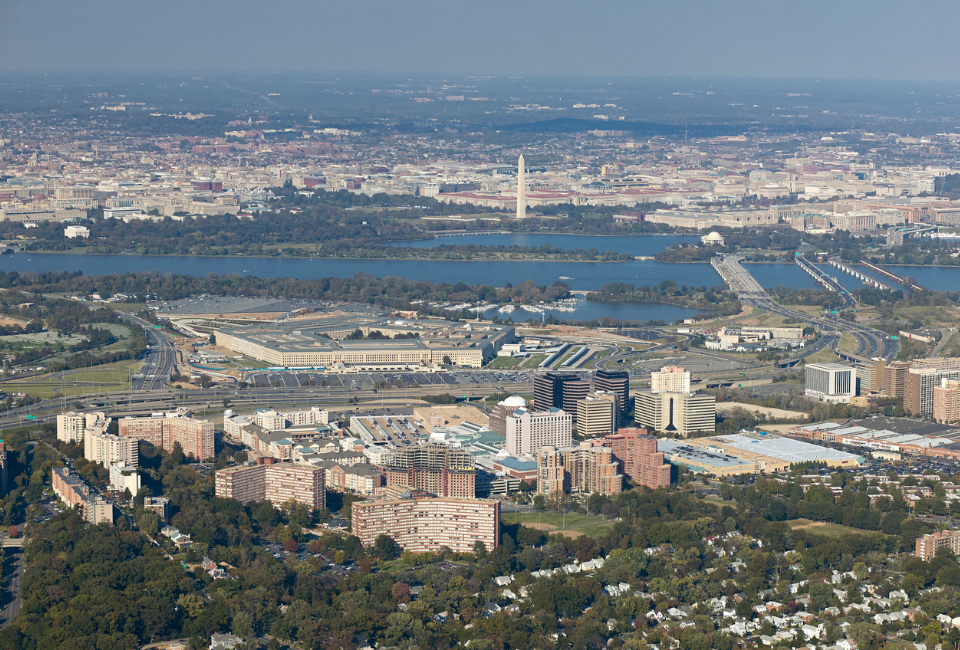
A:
[2,359,143,398]
[488,356,523,369]
[521,354,546,369]
[503,511,616,538]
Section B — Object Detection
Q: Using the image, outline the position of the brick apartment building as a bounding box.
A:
[603,428,671,489]
[352,494,500,553]
[214,460,325,511]
[916,529,960,561]
[537,441,623,496]
[52,467,114,525]
[379,442,476,498]
[119,412,215,460]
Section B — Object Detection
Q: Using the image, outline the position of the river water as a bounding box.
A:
[4,232,959,322]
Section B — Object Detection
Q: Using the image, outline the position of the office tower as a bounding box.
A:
[215,461,326,511]
[651,366,691,393]
[534,372,589,423]
[516,153,526,219]
[634,391,715,437]
[379,442,476,498]
[934,379,960,424]
[352,495,500,554]
[804,363,855,404]
[536,442,623,496]
[490,396,527,437]
[603,428,671,489]
[576,393,617,438]
[504,406,572,455]
[119,412,215,460]
[595,369,630,425]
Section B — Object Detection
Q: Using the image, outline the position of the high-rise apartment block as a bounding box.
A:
[594,369,630,426]
[57,411,110,444]
[916,529,960,561]
[504,406,572,455]
[872,358,911,396]
[214,461,326,511]
[651,366,691,394]
[935,379,960,424]
[85,431,139,468]
[490,396,527,437]
[534,372,589,423]
[119,412,214,460]
[634,391,715,437]
[804,363,855,403]
[603,428,671,489]
[378,442,476,498]
[109,462,141,495]
[536,442,622,496]
[576,392,618,438]
[352,494,500,554]
[906,367,960,417]
[0,440,6,494]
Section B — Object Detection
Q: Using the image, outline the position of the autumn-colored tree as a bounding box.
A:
[284,537,299,553]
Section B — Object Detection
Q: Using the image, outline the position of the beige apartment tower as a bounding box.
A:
[352,496,500,554]
[575,392,618,438]
[504,406,572,456]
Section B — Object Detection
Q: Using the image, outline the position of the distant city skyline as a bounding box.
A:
[4,0,960,81]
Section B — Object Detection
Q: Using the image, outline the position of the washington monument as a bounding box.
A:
[516,153,526,219]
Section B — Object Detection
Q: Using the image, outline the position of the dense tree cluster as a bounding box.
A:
[588,281,742,317]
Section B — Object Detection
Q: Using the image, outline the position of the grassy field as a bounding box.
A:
[787,518,886,538]
[781,304,826,316]
[521,354,546,369]
[503,512,617,538]
[488,356,523,369]
[805,347,841,364]
[838,332,859,354]
[2,359,143,398]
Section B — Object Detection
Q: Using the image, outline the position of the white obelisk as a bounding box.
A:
[516,153,526,219]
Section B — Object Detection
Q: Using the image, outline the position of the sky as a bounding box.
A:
[3,0,960,80]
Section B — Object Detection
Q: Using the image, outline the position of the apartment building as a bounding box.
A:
[57,411,110,444]
[651,366,691,393]
[310,460,383,496]
[85,431,139,468]
[603,428,671,489]
[872,359,911,396]
[906,367,960,417]
[504,406,572,455]
[119,412,214,460]
[0,440,6,494]
[934,379,960,424]
[536,442,623,496]
[109,462,141,495]
[594,369,630,426]
[251,406,329,431]
[576,393,618,438]
[51,467,114,525]
[215,461,325,510]
[916,529,960,561]
[634,390,716,437]
[804,363,855,404]
[379,442,476,498]
[143,496,171,520]
[352,495,500,554]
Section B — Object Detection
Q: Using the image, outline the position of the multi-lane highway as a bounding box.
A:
[117,312,177,390]
[713,254,899,362]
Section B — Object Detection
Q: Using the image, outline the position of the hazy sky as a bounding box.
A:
[3,0,960,80]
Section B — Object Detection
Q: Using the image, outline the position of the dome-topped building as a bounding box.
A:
[490,396,528,437]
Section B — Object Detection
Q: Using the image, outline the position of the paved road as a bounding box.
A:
[118,312,176,391]
[0,548,25,629]
[714,253,899,363]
